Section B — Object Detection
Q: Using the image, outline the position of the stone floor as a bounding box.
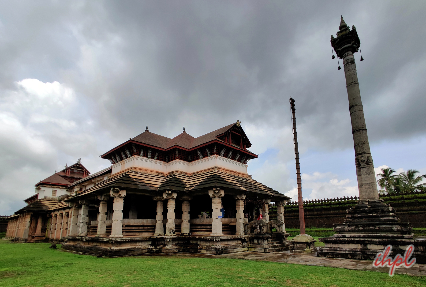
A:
[180,251,426,277]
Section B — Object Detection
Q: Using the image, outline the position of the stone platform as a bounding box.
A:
[317,200,425,263]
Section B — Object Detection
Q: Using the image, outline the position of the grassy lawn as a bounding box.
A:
[0,240,425,287]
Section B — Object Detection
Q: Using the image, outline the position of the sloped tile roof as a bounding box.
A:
[68,167,288,200]
[36,173,71,187]
[15,199,68,214]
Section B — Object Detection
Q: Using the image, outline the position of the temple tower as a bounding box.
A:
[331,16,378,201]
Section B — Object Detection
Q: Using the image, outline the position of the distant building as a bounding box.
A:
[6,122,289,254]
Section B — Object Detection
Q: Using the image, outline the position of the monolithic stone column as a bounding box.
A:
[61,212,69,238]
[22,213,31,240]
[263,199,271,223]
[78,201,90,236]
[110,188,126,238]
[154,196,164,236]
[181,195,192,235]
[50,214,56,239]
[331,17,379,201]
[97,194,109,236]
[164,191,177,236]
[68,204,80,236]
[35,215,43,237]
[55,213,62,239]
[209,188,224,236]
[276,200,286,233]
[235,194,246,236]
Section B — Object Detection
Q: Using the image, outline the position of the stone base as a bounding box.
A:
[61,233,290,257]
[291,234,316,251]
[317,200,426,262]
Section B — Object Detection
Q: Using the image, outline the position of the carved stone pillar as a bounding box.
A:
[208,188,224,236]
[97,194,109,236]
[181,195,192,235]
[78,201,90,236]
[110,188,126,238]
[154,196,164,236]
[50,213,56,239]
[164,191,177,236]
[263,199,271,223]
[61,212,69,238]
[34,215,43,237]
[235,194,246,235]
[55,212,62,239]
[68,204,80,236]
[276,200,286,233]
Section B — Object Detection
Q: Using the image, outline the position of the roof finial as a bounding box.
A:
[183,127,185,132]
[146,126,149,132]
[77,158,81,164]
[236,120,241,127]
[339,15,348,29]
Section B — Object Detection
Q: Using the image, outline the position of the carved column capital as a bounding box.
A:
[153,196,164,201]
[110,188,126,198]
[181,194,192,201]
[264,199,271,204]
[97,194,109,201]
[163,190,177,200]
[234,194,246,200]
[79,199,89,206]
[208,188,224,198]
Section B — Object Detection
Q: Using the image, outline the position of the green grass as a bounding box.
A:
[0,240,425,287]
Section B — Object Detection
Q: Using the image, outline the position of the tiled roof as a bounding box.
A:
[15,199,68,214]
[68,167,288,200]
[36,173,71,187]
[131,123,235,150]
[69,166,112,187]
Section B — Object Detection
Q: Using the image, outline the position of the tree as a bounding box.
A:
[377,167,396,194]
[398,169,426,193]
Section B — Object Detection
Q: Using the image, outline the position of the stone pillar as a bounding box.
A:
[68,204,80,236]
[164,191,177,236]
[154,196,164,236]
[332,18,378,201]
[263,199,271,223]
[110,188,126,238]
[209,188,224,236]
[55,213,62,239]
[181,195,192,235]
[22,213,31,240]
[61,212,69,238]
[50,214,56,239]
[97,194,109,236]
[78,201,90,236]
[276,200,286,233]
[235,194,246,236]
[35,215,43,237]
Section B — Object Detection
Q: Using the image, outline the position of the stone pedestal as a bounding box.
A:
[110,188,126,238]
[209,188,224,236]
[235,194,246,235]
[97,195,109,236]
[318,200,414,259]
[154,196,164,236]
[181,196,191,235]
[78,201,89,236]
[164,191,177,236]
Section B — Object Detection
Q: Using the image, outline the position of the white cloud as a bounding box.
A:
[301,171,358,200]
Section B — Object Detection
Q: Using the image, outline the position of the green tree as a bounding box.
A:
[398,169,426,193]
[377,167,396,194]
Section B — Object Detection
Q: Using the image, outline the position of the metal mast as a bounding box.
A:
[289,97,305,235]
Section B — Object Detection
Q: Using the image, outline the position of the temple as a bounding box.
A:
[6,122,290,255]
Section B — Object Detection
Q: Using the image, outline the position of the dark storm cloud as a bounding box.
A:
[1,0,426,213]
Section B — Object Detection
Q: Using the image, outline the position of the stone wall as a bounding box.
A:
[277,192,426,228]
[0,216,10,233]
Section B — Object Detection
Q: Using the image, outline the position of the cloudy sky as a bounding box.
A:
[1,1,425,215]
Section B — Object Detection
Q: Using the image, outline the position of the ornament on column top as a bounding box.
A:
[163,190,177,200]
[110,188,126,198]
[234,194,246,200]
[97,194,109,201]
[153,196,164,201]
[181,194,192,201]
[79,199,88,206]
[208,188,224,198]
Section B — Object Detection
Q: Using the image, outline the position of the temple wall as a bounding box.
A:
[36,186,68,198]
[111,155,247,175]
